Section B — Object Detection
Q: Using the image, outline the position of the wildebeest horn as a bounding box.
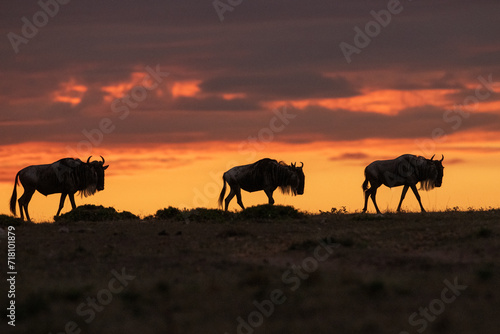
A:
[100,155,105,164]
[440,155,444,162]
[87,156,92,163]
[300,162,304,168]
[430,154,435,161]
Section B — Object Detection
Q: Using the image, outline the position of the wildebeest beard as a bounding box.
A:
[420,178,436,191]
[79,184,97,198]
[75,164,98,197]
[415,157,441,191]
[273,162,300,195]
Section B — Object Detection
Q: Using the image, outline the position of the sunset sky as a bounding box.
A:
[1,0,500,221]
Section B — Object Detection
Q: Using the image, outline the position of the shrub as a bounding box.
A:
[155,206,184,220]
[238,204,304,220]
[182,208,233,222]
[54,205,139,222]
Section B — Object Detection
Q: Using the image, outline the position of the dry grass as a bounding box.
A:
[2,207,499,334]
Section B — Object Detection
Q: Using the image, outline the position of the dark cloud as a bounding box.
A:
[200,73,359,100]
[172,96,261,111]
[445,87,500,105]
[277,105,500,142]
[6,101,496,148]
[387,73,466,91]
[1,0,499,147]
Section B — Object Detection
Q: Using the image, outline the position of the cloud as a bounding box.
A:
[200,73,359,100]
[445,87,500,106]
[331,152,370,160]
[277,104,500,142]
[1,0,499,149]
[172,96,261,111]
[2,93,500,148]
[385,72,466,91]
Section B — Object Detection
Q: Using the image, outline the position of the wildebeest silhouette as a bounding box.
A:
[10,156,109,221]
[362,154,444,214]
[218,158,305,211]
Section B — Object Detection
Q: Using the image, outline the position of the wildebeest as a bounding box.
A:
[362,154,444,214]
[218,158,305,211]
[10,156,109,221]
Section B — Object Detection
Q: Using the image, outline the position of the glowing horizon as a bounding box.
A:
[1,137,499,222]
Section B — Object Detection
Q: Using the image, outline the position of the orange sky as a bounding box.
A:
[1,134,500,222]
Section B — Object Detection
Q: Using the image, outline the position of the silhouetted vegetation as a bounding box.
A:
[183,208,234,222]
[150,207,235,222]
[238,204,305,220]
[319,206,348,215]
[154,206,184,220]
[149,204,303,222]
[6,205,500,224]
[0,214,24,227]
[54,204,139,222]
[4,207,500,334]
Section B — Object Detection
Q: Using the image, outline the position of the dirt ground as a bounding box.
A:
[1,210,499,334]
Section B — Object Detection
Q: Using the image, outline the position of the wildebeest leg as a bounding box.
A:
[68,193,77,210]
[397,185,409,212]
[264,188,275,205]
[235,187,245,210]
[224,188,236,211]
[363,181,381,214]
[369,188,382,214]
[24,206,32,222]
[362,189,371,213]
[18,188,35,221]
[56,193,67,216]
[410,184,426,212]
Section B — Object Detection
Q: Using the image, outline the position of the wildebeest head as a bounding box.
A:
[430,154,444,187]
[288,162,305,195]
[86,156,109,191]
[421,155,444,190]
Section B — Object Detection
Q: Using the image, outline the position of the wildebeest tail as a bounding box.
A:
[218,175,227,209]
[362,176,369,193]
[10,172,19,216]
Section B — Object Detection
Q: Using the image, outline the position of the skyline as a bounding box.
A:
[1,0,499,220]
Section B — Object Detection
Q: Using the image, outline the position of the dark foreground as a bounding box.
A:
[1,209,499,334]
